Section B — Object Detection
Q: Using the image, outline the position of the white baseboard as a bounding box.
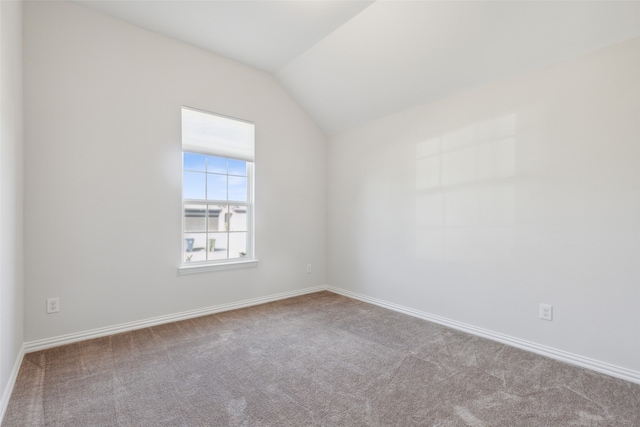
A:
[326,285,640,385]
[0,343,25,425]
[25,286,325,353]
[22,283,640,386]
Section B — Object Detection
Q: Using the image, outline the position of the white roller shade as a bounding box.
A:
[182,107,255,162]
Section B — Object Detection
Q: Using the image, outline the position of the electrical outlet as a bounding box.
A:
[47,297,60,314]
[539,303,552,321]
[306,264,311,274]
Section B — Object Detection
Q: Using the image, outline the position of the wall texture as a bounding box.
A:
[23,1,326,342]
[328,37,640,373]
[0,0,24,414]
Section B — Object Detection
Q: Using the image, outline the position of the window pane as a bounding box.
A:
[207,156,227,174]
[229,205,247,232]
[207,204,225,231]
[227,159,247,176]
[207,174,227,200]
[183,153,206,172]
[229,232,247,259]
[183,172,206,200]
[207,232,227,260]
[184,232,207,262]
[184,204,206,232]
[228,176,247,201]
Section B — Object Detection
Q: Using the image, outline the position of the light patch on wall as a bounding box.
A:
[415,114,517,262]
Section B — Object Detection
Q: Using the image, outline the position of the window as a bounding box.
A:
[179,107,256,273]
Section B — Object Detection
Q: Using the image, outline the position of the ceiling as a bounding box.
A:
[74,1,640,135]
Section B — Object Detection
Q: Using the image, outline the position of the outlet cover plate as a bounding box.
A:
[539,303,552,321]
[47,297,60,314]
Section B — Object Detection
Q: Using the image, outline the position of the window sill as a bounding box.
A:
[178,259,259,275]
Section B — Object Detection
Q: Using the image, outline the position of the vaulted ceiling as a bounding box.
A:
[74,1,640,135]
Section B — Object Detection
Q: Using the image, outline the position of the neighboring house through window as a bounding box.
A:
[179,107,256,273]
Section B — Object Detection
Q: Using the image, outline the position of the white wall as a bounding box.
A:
[0,0,24,411]
[24,1,326,342]
[328,37,640,372]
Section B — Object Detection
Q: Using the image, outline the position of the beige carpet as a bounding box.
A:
[3,291,639,426]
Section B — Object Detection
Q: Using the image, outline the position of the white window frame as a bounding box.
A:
[178,108,258,274]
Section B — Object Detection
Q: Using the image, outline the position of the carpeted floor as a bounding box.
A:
[3,291,639,426]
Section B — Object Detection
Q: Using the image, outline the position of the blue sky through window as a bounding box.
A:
[183,153,248,202]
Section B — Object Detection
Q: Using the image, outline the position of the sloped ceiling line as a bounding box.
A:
[74,1,640,135]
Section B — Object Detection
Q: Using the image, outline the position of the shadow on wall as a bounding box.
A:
[415,114,516,262]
